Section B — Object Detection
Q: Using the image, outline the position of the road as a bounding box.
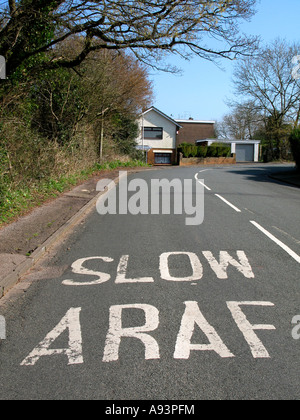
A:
[0,164,300,400]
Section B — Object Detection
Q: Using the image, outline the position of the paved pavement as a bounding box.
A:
[0,163,299,400]
[0,167,154,296]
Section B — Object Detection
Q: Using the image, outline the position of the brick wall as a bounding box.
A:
[180,155,236,166]
[176,122,215,147]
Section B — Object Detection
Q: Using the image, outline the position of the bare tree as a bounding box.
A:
[0,0,259,78]
[232,39,300,159]
[233,39,300,127]
[216,101,264,140]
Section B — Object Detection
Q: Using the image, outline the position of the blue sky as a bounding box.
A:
[149,0,300,122]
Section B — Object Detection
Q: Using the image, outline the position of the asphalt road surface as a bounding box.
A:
[0,164,300,401]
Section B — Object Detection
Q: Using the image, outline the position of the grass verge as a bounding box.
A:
[0,160,150,227]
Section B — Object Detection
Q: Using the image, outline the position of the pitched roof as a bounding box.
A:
[176,119,215,124]
[141,106,182,128]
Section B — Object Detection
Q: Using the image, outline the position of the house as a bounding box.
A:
[196,139,261,162]
[136,107,181,165]
[175,118,215,147]
[136,107,260,164]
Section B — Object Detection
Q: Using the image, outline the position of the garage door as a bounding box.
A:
[236,144,254,162]
[154,153,172,164]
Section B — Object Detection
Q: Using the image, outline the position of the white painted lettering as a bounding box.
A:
[227,301,275,358]
[62,256,113,286]
[102,304,160,362]
[21,308,83,366]
[174,301,235,359]
[202,251,255,279]
[115,255,154,283]
[160,252,203,282]
[63,251,255,286]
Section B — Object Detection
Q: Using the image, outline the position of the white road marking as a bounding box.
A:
[215,194,241,213]
[116,255,155,283]
[173,301,235,359]
[194,171,242,214]
[62,256,113,286]
[227,301,276,358]
[21,308,83,366]
[102,304,160,362]
[202,251,255,279]
[250,221,300,264]
[20,300,276,365]
[160,252,203,282]
[62,251,255,286]
[194,173,211,191]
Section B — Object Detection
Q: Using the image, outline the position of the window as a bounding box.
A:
[155,153,172,164]
[144,127,163,140]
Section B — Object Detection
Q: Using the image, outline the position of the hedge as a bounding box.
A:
[178,142,231,159]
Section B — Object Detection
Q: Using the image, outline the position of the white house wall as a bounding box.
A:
[138,109,177,150]
[254,143,259,162]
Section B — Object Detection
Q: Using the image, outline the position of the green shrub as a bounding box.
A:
[197,146,207,158]
[218,145,231,157]
[289,129,300,170]
[207,142,231,158]
[178,142,230,159]
[207,144,218,157]
[190,145,198,157]
[179,143,191,158]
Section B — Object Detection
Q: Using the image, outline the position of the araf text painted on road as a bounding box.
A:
[20,301,275,366]
[21,308,83,366]
[96,171,205,226]
[62,250,255,286]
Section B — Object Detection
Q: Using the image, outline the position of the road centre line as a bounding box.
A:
[250,221,300,264]
[194,169,300,264]
[195,171,242,212]
[215,194,242,213]
[194,173,211,191]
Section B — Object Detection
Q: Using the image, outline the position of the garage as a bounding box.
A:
[236,144,255,162]
[154,153,172,165]
[195,139,261,162]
